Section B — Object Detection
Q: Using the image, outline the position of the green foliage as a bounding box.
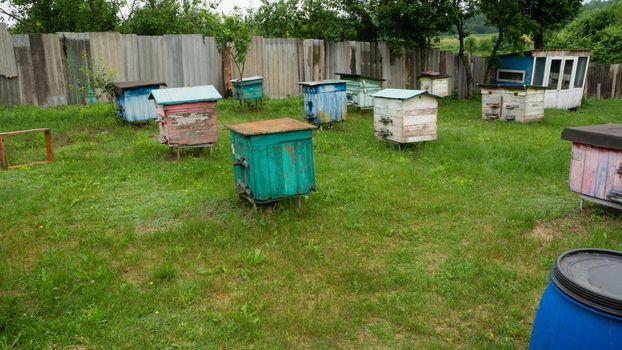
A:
[2,98,622,348]
[213,11,254,81]
[518,0,582,48]
[549,0,622,63]
[3,0,119,33]
[252,0,360,41]
[121,0,218,35]
[376,0,453,49]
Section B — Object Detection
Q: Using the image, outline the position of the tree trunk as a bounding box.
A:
[533,30,544,50]
[484,29,504,83]
[222,46,233,98]
[457,19,474,98]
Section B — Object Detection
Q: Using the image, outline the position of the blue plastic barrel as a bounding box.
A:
[530,249,622,349]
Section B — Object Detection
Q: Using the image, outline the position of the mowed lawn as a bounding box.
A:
[1,97,622,349]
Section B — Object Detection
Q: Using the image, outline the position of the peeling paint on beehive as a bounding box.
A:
[298,80,347,125]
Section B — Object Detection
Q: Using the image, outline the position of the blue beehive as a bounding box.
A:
[298,80,347,126]
[227,118,317,208]
[114,80,166,122]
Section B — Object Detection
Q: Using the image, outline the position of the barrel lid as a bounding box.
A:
[552,248,622,316]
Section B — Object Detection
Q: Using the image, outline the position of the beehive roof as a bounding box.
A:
[114,80,166,94]
[149,85,222,105]
[371,89,441,100]
[227,117,316,136]
[562,124,622,150]
[229,76,263,83]
[297,80,346,87]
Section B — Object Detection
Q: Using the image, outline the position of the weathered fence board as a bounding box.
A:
[0,24,17,78]
[59,32,92,104]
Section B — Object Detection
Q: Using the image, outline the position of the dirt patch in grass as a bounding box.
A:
[529,212,589,242]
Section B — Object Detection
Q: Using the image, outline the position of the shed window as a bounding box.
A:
[533,57,546,86]
[561,59,574,90]
[574,57,588,88]
[547,59,562,90]
[497,69,525,83]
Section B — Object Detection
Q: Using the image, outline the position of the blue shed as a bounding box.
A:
[114,80,166,122]
[298,80,347,127]
[493,49,590,109]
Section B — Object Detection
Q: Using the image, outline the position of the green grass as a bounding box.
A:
[1,97,622,349]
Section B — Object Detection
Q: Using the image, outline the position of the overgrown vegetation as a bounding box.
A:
[1,98,622,348]
[548,0,622,63]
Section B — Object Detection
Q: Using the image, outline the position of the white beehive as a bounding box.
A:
[479,84,545,123]
[417,72,451,97]
[372,89,440,144]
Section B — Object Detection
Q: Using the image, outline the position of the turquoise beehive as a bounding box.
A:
[298,80,347,126]
[227,118,317,207]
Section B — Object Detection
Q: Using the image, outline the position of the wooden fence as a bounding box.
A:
[0,30,491,107]
[585,63,622,99]
[0,29,619,107]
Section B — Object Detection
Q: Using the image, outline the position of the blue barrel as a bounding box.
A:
[530,249,622,349]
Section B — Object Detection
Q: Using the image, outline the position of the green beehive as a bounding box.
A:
[227,118,317,208]
[231,76,264,106]
[336,73,384,109]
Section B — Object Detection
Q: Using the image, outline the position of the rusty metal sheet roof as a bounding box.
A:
[0,23,17,78]
[149,85,222,105]
[372,89,441,100]
[297,79,346,87]
[227,117,316,136]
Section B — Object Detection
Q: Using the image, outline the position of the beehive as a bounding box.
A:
[227,118,317,207]
[231,76,264,103]
[371,89,440,144]
[298,80,347,126]
[417,72,451,97]
[149,85,222,148]
[562,124,622,210]
[114,80,166,122]
[479,84,545,123]
[335,73,384,108]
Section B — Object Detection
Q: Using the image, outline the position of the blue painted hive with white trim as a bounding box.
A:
[114,80,166,122]
[298,80,347,125]
[371,89,440,144]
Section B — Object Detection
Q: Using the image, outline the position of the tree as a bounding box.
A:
[252,0,299,38]
[336,0,379,42]
[1,0,119,33]
[121,0,217,35]
[548,0,622,63]
[518,0,582,49]
[213,11,254,103]
[449,0,478,97]
[480,0,527,82]
[377,0,452,50]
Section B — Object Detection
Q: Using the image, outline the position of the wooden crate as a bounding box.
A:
[479,84,545,123]
[562,124,622,209]
[372,89,439,144]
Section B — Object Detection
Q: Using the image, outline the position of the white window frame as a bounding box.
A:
[496,69,526,83]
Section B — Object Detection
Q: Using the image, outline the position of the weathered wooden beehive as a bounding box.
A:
[298,80,347,126]
[114,80,166,122]
[335,73,384,108]
[371,89,440,144]
[417,72,451,97]
[227,118,317,208]
[562,124,622,210]
[149,85,222,150]
[479,84,545,123]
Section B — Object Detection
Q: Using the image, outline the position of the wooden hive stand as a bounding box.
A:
[0,128,54,170]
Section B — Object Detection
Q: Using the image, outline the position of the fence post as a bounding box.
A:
[597,83,601,99]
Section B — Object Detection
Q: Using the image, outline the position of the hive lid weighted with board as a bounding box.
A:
[552,248,622,316]
[227,117,316,136]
